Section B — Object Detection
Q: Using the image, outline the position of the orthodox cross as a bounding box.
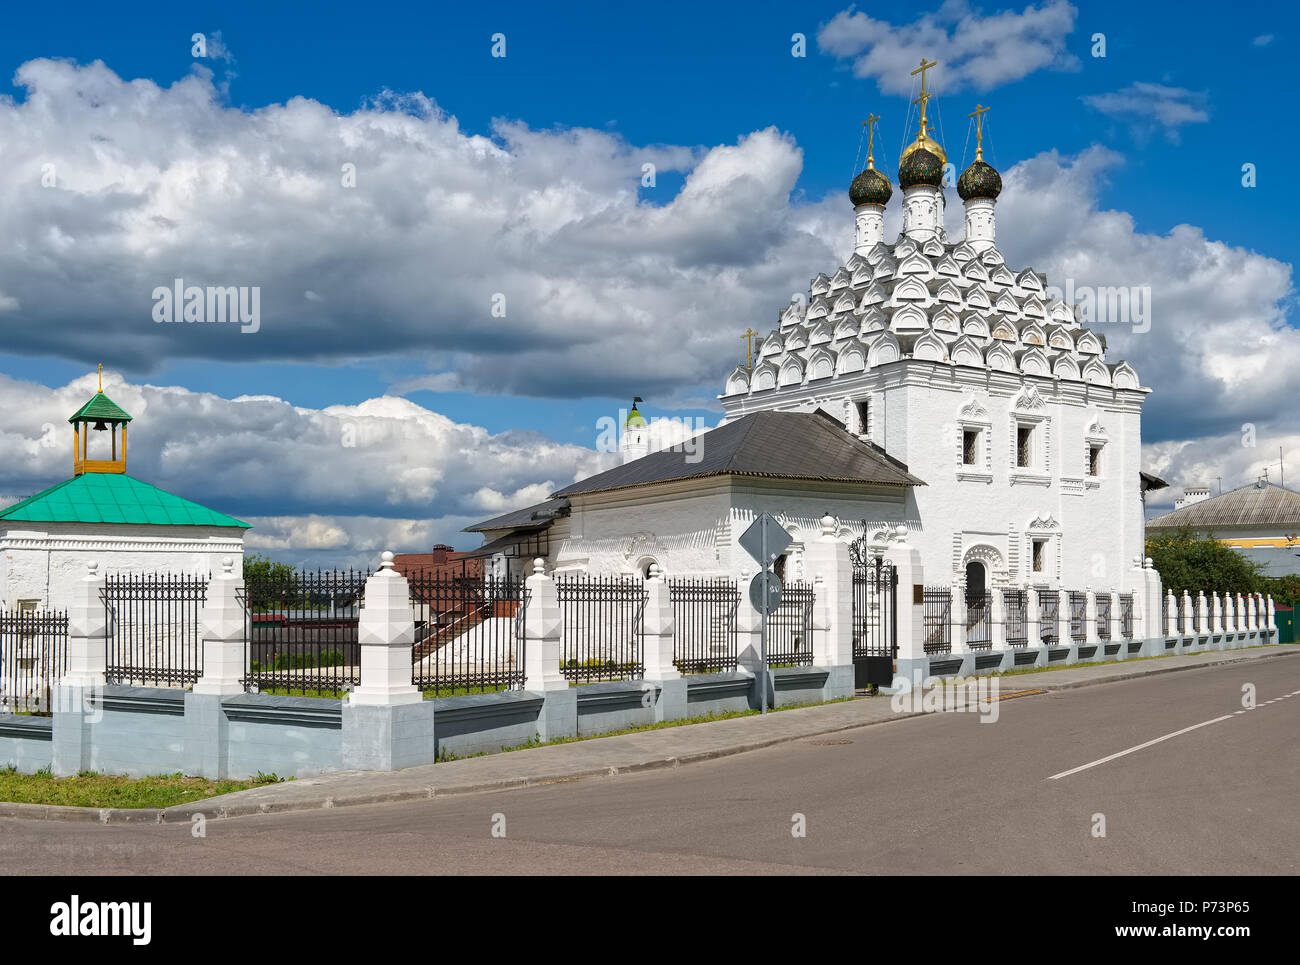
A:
[741,327,758,371]
[968,103,990,161]
[862,113,881,168]
[97,363,103,393]
[911,58,938,138]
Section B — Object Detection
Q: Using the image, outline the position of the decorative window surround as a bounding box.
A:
[1084,411,1108,488]
[1025,514,1063,584]
[1009,384,1051,483]
[956,395,993,483]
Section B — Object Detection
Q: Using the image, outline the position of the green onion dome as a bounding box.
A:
[625,404,647,429]
[898,146,944,189]
[849,167,892,207]
[957,159,1002,201]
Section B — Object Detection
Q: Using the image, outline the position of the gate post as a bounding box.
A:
[1085,588,1099,646]
[642,565,685,722]
[186,557,247,779]
[341,551,436,772]
[522,559,577,741]
[990,586,1008,670]
[886,526,925,694]
[52,561,107,777]
[805,514,853,699]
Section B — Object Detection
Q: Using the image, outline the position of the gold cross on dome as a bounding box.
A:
[741,327,758,371]
[862,113,882,168]
[911,58,938,136]
[968,103,990,161]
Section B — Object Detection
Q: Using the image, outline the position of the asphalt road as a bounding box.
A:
[3,658,1298,875]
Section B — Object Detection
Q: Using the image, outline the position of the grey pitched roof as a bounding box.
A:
[1148,482,1300,530]
[464,496,570,534]
[551,411,924,498]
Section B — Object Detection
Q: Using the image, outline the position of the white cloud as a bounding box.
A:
[1253,34,1274,46]
[0,371,616,564]
[0,58,828,405]
[1083,82,1209,141]
[817,1,1079,94]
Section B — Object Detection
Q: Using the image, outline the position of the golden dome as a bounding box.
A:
[901,133,947,165]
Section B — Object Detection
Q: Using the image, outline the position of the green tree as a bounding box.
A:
[1145,527,1263,597]
[242,554,298,612]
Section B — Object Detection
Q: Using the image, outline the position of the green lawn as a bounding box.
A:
[0,768,285,809]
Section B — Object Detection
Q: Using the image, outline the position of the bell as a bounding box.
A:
[92,420,108,431]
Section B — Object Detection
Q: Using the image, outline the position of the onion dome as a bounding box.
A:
[625,401,647,429]
[957,158,1002,201]
[849,166,892,206]
[898,146,944,189]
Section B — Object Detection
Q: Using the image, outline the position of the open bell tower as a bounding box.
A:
[69,365,132,476]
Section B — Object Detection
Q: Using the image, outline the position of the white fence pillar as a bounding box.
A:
[52,561,107,776]
[889,530,926,691]
[991,587,1008,651]
[642,564,685,721]
[1196,592,1208,637]
[1211,593,1223,634]
[1085,588,1099,645]
[1267,594,1276,632]
[193,557,246,696]
[522,558,576,740]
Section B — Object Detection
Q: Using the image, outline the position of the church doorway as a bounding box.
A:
[965,561,991,649]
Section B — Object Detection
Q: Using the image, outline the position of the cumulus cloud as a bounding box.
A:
[0,370,616,565]
[1082,82,1209,141]
[0,58,831,405]
[817,1,1079,94]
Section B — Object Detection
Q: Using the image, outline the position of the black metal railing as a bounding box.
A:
[1039,589,1060,644]
[1175,597,1185,634]
[556,575,647,683]
[242,568,366,696]
[408,573,527,696]
[1096,594,1112,641]
[1068,590,1087,642]
[767,581,816,667]
[1120,593,1134,639]
[1004,589,1028,646]
[852,562,897,659]
[965,590,992,651]
[923,586,952,655]
[0,609,67,715]
[103,574,206,687]
[669,578,739,674]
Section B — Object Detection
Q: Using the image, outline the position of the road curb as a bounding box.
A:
[2,647,1295,825]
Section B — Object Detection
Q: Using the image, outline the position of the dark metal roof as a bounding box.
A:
[1140,471,1169,493]
[463,496,570,534]
[551,411,924,498]
[1148,482,1300,530]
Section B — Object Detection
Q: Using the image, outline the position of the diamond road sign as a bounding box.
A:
[739,513,793,569]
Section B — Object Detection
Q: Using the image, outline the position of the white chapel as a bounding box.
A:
[467,65,1150,603]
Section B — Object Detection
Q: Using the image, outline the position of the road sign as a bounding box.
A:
[748,570,782,613]
[739,513,793,568]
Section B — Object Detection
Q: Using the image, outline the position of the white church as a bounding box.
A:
[468,66,1150,604]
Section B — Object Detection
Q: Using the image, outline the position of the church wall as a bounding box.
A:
[0,522,245,610]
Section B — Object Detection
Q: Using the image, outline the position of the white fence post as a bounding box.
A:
[1085,587,1099,645]
[341,551,435,772]
[52,561,107,776]
[889,529,926,691]
[1196,592,1209,638]
[522,558,576,740]
[806,514,854,698]
[642,564,685,721]
[193,557,246,696]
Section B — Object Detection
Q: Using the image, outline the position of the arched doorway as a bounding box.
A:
[965,560,990,648]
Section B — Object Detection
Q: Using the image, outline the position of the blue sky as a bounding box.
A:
[0,1,1295,563]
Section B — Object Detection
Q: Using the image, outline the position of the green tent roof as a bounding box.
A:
[0,474,248,528]
[68,392,133,424]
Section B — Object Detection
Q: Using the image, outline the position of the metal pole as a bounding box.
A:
[760,524,769,715]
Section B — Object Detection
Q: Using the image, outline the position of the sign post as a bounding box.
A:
[739,513,794,715]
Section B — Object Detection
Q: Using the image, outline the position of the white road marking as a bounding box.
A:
[1049,715,1235,781]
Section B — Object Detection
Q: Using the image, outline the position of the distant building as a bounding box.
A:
[0,371,248,609]
[1147,480,1300,577]
[391,544,482,580]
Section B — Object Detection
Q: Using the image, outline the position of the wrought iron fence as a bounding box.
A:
[0,608,67,715]
[1039,589,1060,644]
[669,578,739,674]
[1162,595,1170,636]
[408,573,527,696]
[1120,593,1134,639]
[923,586,952,655]
[1175,598,1185,634]
[965,590,992,651]
[103,573,206,687]
[556,575,647,683]
[243,568,366,695]
[1004,589,1028,646]
[1068,590,1087,642]
[1096,594,1112,641]
[767,580,815,667]
[852,562,897,660]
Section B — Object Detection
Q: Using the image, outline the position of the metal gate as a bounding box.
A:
[102,573,206,687]
[851,560,897,689]
[965,589,993,651]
